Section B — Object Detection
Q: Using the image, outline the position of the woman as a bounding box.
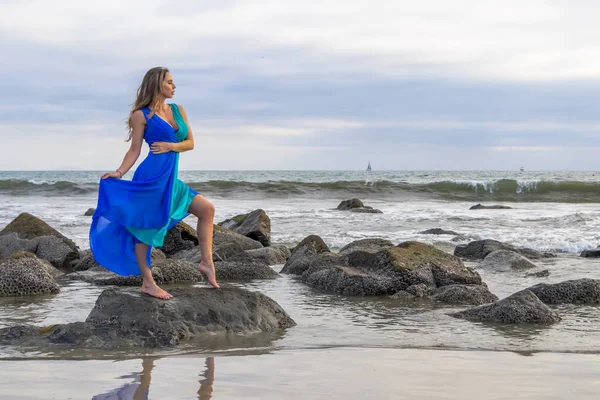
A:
[90,67,219,300]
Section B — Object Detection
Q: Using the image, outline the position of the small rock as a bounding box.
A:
[524,269,550,278]
[84,208,96,216]
[0,252,61,297]
[420,228,460,236]
[281,235,331,275]
[580,248,600,258]
[480,250,538,271]
[218,209,271,247]
[337,198,365,210]
[431,284,498,305]
[158,221,198,255]
[451,289,560,324]
[469,204,513,210]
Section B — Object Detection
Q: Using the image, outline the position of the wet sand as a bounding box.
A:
[1,348,599,399]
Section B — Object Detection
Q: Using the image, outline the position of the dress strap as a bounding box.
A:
[140,107,151,121]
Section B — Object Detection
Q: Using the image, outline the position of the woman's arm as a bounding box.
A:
[101,110,145,179]
[151,105,195,154]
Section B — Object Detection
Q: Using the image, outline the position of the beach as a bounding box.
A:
[0,170,599,399]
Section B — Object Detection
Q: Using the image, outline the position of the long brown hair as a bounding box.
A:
[126,67,169,141]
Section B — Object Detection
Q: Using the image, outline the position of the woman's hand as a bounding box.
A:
[101,170,122,179]
[150,142,173,154]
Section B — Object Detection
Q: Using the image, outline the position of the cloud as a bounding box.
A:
[0,0,599,170]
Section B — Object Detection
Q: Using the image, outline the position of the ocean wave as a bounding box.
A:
[2,178,600,202]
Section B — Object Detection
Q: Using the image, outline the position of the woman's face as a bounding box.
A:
[161,72,176,98]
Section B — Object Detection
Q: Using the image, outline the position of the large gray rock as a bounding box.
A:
[0,212,78,253]
[451,290,561,324]
[480,250,538,271]
[0,252,61,297]
[527,279,600,305]
[430,284,499,305]
[214,261,279,280]
[280,235,331,275]
[295,240,483,297]
[66,258,202,286]
[229,245,290,265]
[0,287,296,348]
[158,221,198,256]
[219,209,271,247]
[0,232,78,270]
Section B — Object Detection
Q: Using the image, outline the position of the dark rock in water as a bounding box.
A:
[480,250,538,271]
[527,278,600,305]
[339,238,395,254]
[580,248,600,258]
[299,240,483,297]
[337,198,365,210]
[431,284,498,305]
[0,252,61,297]
[420,228,460,236]
[281,235,331,275]
[349,207,383,214]
[337,198,382,213]
[0,287,296,348]
[66,258,202,286]
[214,260,279,280]
[524,269,550,278]
[159,221,198,256]
[454,239,552,260]
[219,209,271,247]
[84,208,95,216]
[469,204,513,210]
[0,212,79,253]
[454,239,515,260]
[228,245,290,265]
[451,290,561,324]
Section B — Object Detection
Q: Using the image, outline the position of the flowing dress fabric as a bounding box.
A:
[90,104,197,276]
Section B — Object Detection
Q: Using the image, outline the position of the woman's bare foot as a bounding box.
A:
[199,262,220,288]
[141,281,173,300]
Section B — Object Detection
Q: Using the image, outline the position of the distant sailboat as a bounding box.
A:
[520,166,525,172]
[366,161,372,171]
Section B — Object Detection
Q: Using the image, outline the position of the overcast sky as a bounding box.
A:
[1,0,599,171]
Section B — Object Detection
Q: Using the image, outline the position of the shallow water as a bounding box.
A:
[1,348,600,400]
[2,171,600,398]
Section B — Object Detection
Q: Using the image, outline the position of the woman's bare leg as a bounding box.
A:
[135,242,173,299]
[188,195,219,288]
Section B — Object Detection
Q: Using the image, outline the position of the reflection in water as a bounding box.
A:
[92,357,215,400]
[198,357,215,400]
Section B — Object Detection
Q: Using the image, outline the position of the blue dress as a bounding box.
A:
[90,104,198,276]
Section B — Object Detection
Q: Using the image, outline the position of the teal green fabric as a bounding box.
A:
[126,104,196,247]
